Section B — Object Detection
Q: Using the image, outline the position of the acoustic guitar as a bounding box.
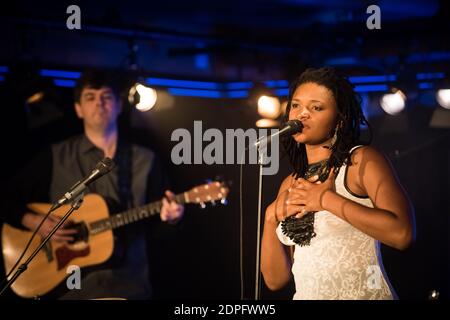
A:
[2,181,229,298]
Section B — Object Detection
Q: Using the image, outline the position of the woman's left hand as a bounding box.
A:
[288,170,336,216]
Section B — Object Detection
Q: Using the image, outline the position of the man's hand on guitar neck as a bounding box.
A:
[21,213,78,242]
[160,190,184,225]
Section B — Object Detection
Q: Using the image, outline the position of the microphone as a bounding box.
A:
[254,119,303,148]
[51,157,115,211]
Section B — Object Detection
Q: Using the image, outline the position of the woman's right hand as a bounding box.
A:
[21,213,78,242]
[266,175,320,223]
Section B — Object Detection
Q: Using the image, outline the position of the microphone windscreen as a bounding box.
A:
[285,120,303,134]
[97,157,116,174]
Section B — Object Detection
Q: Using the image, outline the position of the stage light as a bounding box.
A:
[436,89,450,109]
[25,90,63,130]
[428,290,440,300]
[128,83,157,112]
[255,118,279,128]
[257,95,281,119]
[26,91,45,105]
[380,89,406,115]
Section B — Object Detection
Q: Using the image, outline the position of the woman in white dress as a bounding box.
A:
[261,67,415,300]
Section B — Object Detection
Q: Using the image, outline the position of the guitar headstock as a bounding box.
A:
[184,180,229,208]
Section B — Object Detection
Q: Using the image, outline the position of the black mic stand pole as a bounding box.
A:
[0,193,85,297]
[252,121,301,300]
[254,140,269,300]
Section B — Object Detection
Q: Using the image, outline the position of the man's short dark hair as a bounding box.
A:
[74,69,121,103]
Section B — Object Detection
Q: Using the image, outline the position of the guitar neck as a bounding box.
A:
[89,193,186,234]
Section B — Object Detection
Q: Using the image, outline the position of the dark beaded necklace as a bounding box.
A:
[280,159,332,246]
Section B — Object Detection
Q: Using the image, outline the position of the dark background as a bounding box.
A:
[0,0,449,300]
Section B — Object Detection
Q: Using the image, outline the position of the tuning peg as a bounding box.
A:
[205,178,212,184]
[220,198,228,205]
[211,200,216,206]
[200,202,206,209]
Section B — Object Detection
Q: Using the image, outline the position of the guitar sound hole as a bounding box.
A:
[66,221,89,244]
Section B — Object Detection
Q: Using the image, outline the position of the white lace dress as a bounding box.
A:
[276,147,397,300]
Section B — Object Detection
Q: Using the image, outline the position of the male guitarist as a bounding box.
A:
[0,69,184,299]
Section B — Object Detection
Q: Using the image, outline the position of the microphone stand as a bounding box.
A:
[254,140,268,300]
[251,121,301,300]
[0,193,85,297]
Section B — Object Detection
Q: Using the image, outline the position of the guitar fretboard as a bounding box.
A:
[89,193,186,234]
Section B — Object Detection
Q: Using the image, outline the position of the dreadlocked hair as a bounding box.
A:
[281,67,372,178]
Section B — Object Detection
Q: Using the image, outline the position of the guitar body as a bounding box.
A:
[2,194,113,298]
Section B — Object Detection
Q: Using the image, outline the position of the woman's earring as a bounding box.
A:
[329,126,338,148]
